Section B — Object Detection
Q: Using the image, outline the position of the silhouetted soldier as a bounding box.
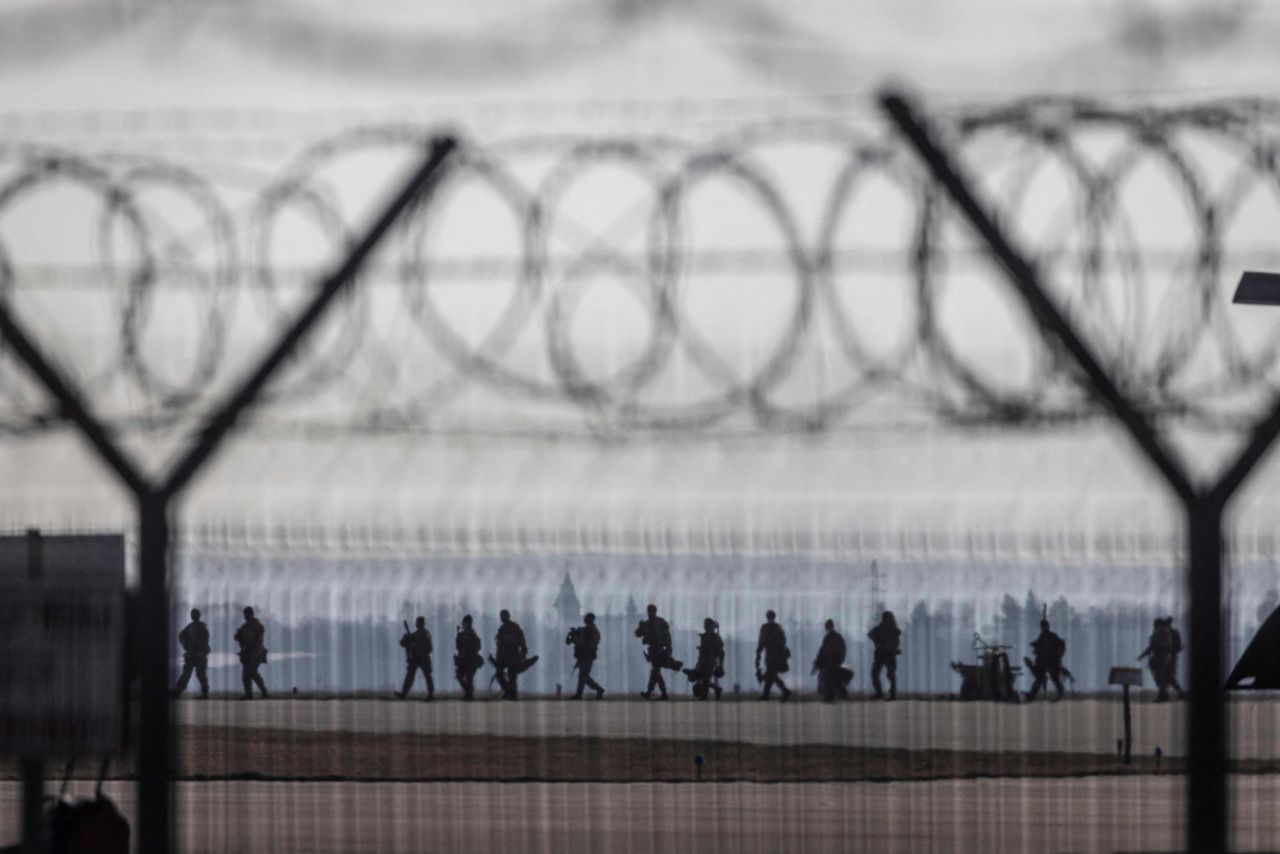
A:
[813,619,851,702]
[635,603,682,700]
[1024,618,1066,702]
[1139,616,1185,702]
[567,612,605,700]
[493,609,535,700]
[684,617,725,700]
[171,608,210,699]
[868,611,901,701]
[755,609,792,701]
[455,614,483,700]
[396,616,434,701]
[234,606,269,700]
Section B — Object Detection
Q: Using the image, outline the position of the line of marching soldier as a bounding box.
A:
[170,605,1185,703]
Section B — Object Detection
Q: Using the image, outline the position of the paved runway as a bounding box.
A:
[4,776,1280,853]
[176,697,1280,759]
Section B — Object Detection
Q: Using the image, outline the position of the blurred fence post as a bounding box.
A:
[880,89,1247,853]
[0,136,455,852]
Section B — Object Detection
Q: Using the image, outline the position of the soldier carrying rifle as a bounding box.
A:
[491,609,537,701]
[455,614,483,701]
[814,618,852,702]
[566,612,605,700]
[395,615,434,701]
[234,606,269,701]
[684,617,725,700]
[635,603,682,700]
[755,610,792,702]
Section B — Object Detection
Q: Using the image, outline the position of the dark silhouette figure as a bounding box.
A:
[635,603,682,700]
[1227,603,1280,689]
[454,614,483,700]
[1139,616,1185,702]
[813,619,852,702]
[491,609,536,700]
[868,611,901,701]
[755,609,792,701]
[234,606,268,700]
[171,608,210,699]
[566,612,605,700]
[396,616,434,700]
[684,617,725,700]
[1024,619,1067,702]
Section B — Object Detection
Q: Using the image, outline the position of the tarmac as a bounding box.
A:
[174,695,1280,759]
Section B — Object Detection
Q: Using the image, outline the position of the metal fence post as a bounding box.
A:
[1187,497,1227,853]
[137,491,174,852]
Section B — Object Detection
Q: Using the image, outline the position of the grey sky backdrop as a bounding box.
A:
[2,0,1280,588]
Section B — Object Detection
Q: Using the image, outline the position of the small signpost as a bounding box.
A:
[1109,666,1143,765]
[0,531,126,852]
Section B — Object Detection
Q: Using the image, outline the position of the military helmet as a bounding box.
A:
[584,612,596,624]
[415,616,426,628]
[190,608,201,620]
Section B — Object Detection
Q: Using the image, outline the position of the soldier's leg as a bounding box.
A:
[252,664,269,698]
[494,668,510,698]
[1049,666,1063,700]
[871,659,884,698]
[886,659,897,700]
[241,664,254,699]
[648,664,668,698]
[425,667,435,699]
[400,662,417,696]
[775,671,790,699]
[1165,663,1184,699]
[461,668,475,700]
[1026,667,1044,701]
[584,663,601,693]
[195,660,209,697]
[508,668,519,700]
[173,660,195,695]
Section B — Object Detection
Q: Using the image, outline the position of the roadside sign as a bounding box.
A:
[1108,667,1143,687]
[0,533,126,756]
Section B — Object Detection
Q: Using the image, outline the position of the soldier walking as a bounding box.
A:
[635,603,682,700]
[868,611,901,701]
[566,612,605,700]
[684,617,725,700]
[234,606,269,700]
[1139,616,1185,702]
[455,614,483,700]
[1024,618,1067,702]
[492,609,534,700]
[813,619,851,702]
[755,610,792,701]
[395,616,434,701]
[171,608,211,699]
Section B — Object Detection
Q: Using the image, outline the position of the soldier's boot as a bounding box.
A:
[713,684,722,700]
[780,686,792,702]
[426,675,435,702]
[596,685,605,700]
